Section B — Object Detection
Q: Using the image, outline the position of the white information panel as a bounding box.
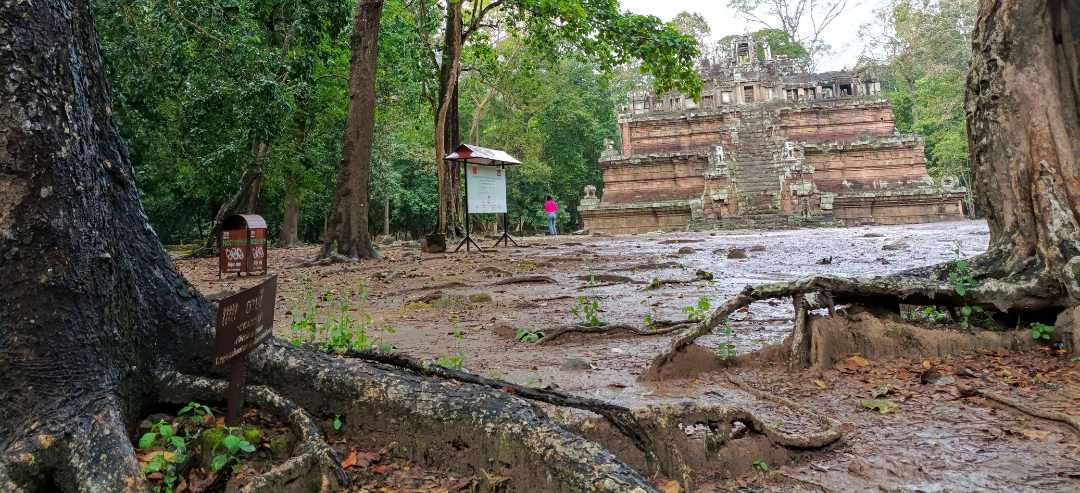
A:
[466,164,507,213]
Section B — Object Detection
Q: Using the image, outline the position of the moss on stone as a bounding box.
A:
[241,425,262,444]
[269,434,291,460]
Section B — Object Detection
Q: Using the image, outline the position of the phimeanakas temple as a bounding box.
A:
[579,35,966,235]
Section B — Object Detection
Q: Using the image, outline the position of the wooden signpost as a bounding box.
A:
[213,275,278,425]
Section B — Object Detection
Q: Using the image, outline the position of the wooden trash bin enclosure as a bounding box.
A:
[219,214,269,277]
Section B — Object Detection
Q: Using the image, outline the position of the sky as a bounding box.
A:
[619,0,881,71]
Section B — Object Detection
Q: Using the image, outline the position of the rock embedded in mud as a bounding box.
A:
[749,245,766,252]
[727,248,748,259]
[677,246,697,254]
[882,240,909,251]
[468,292,494,304]
[560,357,592,371]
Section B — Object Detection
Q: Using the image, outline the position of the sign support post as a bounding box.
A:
[454,159,483,253]
[213,275,277,426]
[492,164,519,248]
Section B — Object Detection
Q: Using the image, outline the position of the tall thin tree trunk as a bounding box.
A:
[279,173,301,247]
[469,86,495,144]
[320,0,384,260]
[435,1,463,236]
[195,141,267,256]
[383,195,391,237]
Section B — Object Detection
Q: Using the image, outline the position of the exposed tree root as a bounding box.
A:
[289,253,366,268]
[609,261,684,272]
[246,340,659,491]
[338,347,845,487]
[643,271,713,290]
[643,273,1056,380]
[155,371,348,490]
[337,349,668,477]
[490,275,557,286]
[725,375,845,448]
[960,386,1080,435]
[538,321,692,345]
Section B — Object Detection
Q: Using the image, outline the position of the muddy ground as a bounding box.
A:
[177,220,1080,492]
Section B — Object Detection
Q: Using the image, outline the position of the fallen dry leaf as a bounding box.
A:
[1020,429,1052,440]
[657,479,681,493]
[814,379,828,389]
[341,449,359,469]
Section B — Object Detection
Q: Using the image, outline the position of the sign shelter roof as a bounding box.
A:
[445,144,522,166]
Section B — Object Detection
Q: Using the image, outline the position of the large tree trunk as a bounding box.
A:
[435,1,463,236]
[965,0,1080,303]
[0,2,681,491]
[319,0,382,260]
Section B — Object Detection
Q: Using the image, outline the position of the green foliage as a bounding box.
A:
[715,320,737,359]
[436,352,466,370]
[864,0,978,203]
[753,459,769,472]
[570,296,604,327]
[683,297,711,322]
[332,415,343,432]
[97,0,702,242]
[719,29,809,62]
[946,248,983,330]
[287,283,393,353]
[210,427,257,473]
[1030,322,1055,343]
[139,420,188,493]
[910,305,949,324]
[177,401,213,420]
[515,328,544,344]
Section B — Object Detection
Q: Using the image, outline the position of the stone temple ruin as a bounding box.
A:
[578,35,966,235]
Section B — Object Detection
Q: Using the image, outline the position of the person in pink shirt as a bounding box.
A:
[543,195,558,235]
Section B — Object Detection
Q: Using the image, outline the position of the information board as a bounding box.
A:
[213,276,277,367]
[466,165,507,213]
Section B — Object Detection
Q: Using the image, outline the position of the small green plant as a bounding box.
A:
[289,288,319,347]
[947,245,983,329]
[436,352,465,370]
[753,459,769,472]
[1072,355,1080,362]
[1030,322,1055,342]
[332,415,343,431]
[640,299,660,331]
[910,305,949,323]
[715,319,737,359]
[209,427,257,473]
[515,328,544,343]
[139,420,188,493]
[683,297,711,322]
[570,296,603,327]
[177,401,213,422]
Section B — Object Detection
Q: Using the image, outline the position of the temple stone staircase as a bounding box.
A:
[730,108,783,215]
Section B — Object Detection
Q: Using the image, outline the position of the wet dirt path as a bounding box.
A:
[178,220,1080,492]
